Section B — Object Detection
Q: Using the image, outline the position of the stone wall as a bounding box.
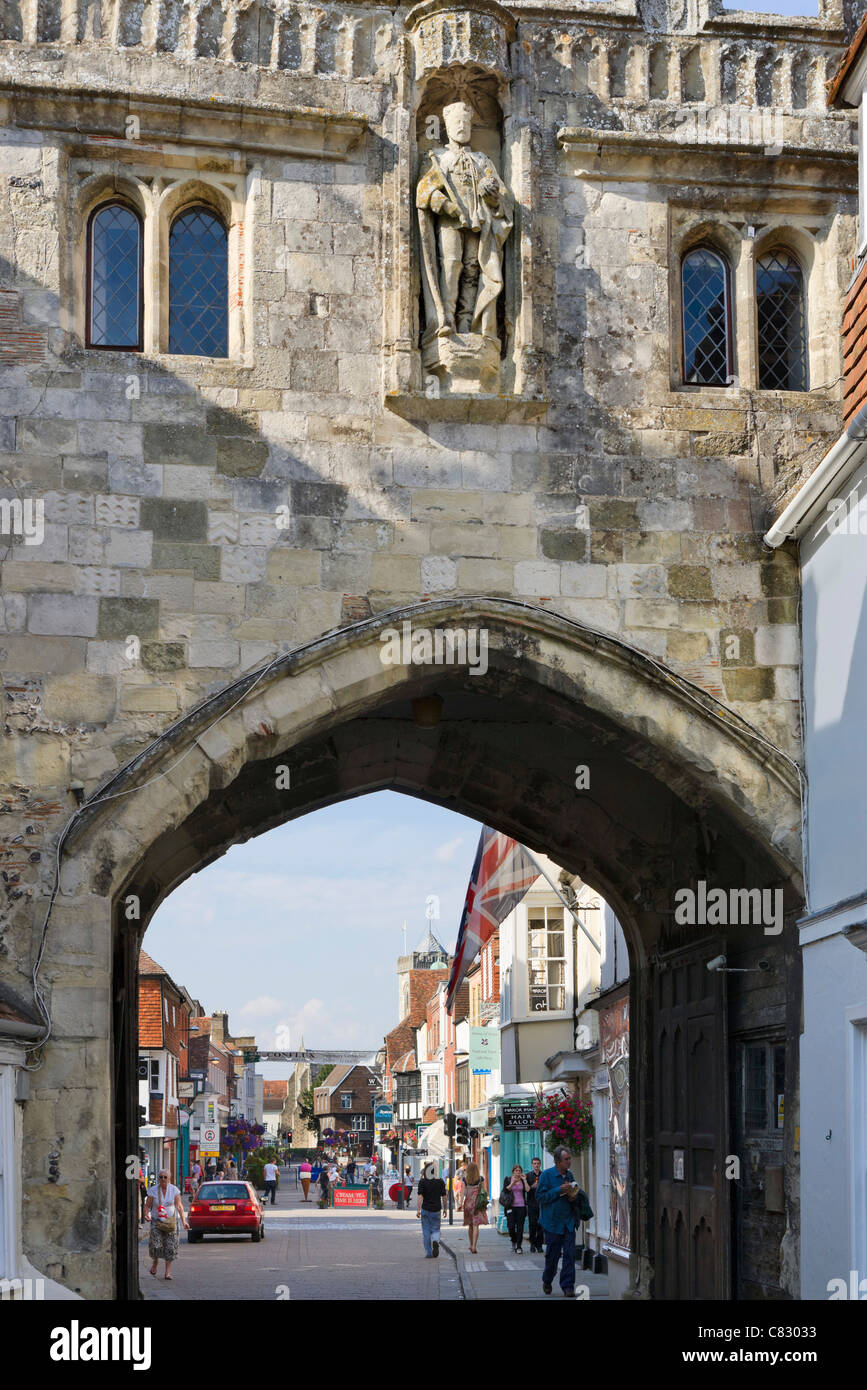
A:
[0,0,858,1295]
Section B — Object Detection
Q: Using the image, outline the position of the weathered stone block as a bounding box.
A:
[43,674,116,723]
[121,685,180,712]
[141,641,186,672]
[28,594,99,637]
[98,597,159,640]
[668,565,714,600]
[151,543,221,580]
[216,438,268,478]
[143,424,216,469]
[722,668,776,701]
[140,498,207,541]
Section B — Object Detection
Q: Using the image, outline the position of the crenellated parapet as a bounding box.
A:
[0,0,857,119]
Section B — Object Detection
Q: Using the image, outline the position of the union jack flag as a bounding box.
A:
[446,826,540,1013]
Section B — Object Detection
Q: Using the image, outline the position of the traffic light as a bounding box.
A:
[456,1115,470,1147]
[138,1105,147,1125]
[444,1112,456,1138]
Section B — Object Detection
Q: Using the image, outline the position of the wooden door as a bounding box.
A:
[652,940,729,1299]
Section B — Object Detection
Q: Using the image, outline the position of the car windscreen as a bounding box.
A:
[196,1183,249,1200]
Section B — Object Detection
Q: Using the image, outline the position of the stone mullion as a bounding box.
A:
[775,50,793,109]
[668,45,682,106]
[702,38,721,107]
[300,7,319,73]
[223,2,239,63]
[59,0,79,43]
[631,43,649,103]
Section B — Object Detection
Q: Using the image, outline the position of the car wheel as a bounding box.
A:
[251,1226,261,1242]
[187,1231,202,1244]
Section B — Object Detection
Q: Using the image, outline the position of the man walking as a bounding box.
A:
[536,1146,593,1297]
[416,1162,447,1258]
[526,1155,544,1253]
[263,1157,279,1206]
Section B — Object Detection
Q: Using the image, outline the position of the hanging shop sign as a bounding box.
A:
[501,1105,537,1131]
[469,1026,501,1075]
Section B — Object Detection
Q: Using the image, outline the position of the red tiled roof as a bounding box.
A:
[139,949,167,976]
[827,12,867,106]
[263,1080,289,1107]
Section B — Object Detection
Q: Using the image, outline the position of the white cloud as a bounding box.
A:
[239,995,285,1018]
[435,835,465,863]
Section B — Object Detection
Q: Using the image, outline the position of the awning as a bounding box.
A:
[416,1118,449,1157]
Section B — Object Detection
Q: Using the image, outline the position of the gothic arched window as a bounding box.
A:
[756,250,808,391]
[87,202,143,350]
[168,206,228,357]
[682,247,732,386]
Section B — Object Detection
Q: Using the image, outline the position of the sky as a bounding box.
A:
[722,0,818,10]
[143,791,483,1080]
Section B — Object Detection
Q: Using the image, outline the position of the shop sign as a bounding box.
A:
[469,1026,500,1074]
[333,1188,369,1208]
[501,1105,537,1131]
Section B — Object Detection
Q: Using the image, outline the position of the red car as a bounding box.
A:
[187,1181,265,1242]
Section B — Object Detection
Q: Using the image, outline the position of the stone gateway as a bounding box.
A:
[0,0,860,1301]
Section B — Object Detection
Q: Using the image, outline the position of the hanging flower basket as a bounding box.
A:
[534,1092,595,1157]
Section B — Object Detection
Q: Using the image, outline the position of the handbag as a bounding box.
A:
[499,1184,514,1212]
[474,1184,489,1213]
[154,1199,177,1234]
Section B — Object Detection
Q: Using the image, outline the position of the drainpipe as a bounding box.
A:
[764,404,867,547]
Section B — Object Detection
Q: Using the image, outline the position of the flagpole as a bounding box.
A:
[523,850,602,954]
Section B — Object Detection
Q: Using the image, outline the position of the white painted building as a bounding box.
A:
[764,31,867,1300]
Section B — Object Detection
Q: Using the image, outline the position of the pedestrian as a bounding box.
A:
[215,1164,225,1181]
[501,1164,529,1253]
[226,1159,237,1179]
[138,1159,149,1223]
[145,1167,189,1281]
[205,1158,216,1181]
[416,1161,447,1258]
[191,1159,202,1193]
[346,1156,357,1183]
[454,1160,466,1211]
[328,1160,340,1186]
[462,1161,489,1255]
[263,1157,279,1206]
[536,1145,593,1298]
[526,1155,544,1253]
[403,1164,414,1204]
[299,1157,312,1201]
[318,1163,330,1207]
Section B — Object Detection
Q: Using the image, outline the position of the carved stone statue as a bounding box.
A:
[416,100,513,390]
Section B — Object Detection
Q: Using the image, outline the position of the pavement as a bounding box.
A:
[139,1171,608,1301]
[438,1221,609,1300]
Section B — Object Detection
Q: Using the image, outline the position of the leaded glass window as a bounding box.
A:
[87,203,142,349]
[756,251,807,391]
[168,206,228,357]
[682,247,731,386]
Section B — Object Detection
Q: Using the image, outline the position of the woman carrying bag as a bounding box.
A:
[145,1168,189,1280]
[462,1161,489,1256]
[501,1163,530,1253]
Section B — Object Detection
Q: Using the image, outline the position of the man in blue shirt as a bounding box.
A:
[535,1145,592,1296]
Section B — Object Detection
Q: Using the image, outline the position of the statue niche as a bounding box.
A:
[416,98,513,394]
